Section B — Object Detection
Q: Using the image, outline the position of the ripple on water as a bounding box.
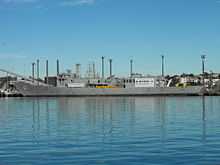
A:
[0,97,220,165]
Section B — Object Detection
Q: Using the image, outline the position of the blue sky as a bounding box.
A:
[0,0,219,77]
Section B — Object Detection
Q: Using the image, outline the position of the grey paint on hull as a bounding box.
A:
[14,81,205,97]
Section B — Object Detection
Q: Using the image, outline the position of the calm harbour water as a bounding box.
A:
[0,96,220,165]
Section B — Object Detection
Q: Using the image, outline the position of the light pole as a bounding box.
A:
[201,55,206,86]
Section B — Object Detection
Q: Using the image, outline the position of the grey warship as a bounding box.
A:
[12,59,205,96]
[13,80,205,97]
[2,58,207,97]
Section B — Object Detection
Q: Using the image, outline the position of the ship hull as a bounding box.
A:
[13,81,206,97]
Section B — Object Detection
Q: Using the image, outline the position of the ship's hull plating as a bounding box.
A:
[14,81,205,97]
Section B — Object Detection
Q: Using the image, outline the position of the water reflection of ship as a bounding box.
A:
[31,99,51,141]
[32,99,40,141]
[30,96,209,147]
[31,97,169,141]
[202,96,206,142]
[153,96,207,142]
[154,97,167,142]
[57,97,136,135]
[84,97,136,136]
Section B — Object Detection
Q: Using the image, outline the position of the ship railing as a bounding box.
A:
[16,79,49,86]
[0,68,30,81]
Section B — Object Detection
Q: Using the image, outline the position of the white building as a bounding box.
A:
[135,78,156,88]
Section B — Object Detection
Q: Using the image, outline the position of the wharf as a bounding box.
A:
[0,92,5,97]
[0,91,22,97]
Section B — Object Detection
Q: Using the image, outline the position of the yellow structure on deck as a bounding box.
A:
[95,84,115,88]
[176,83,192,88]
